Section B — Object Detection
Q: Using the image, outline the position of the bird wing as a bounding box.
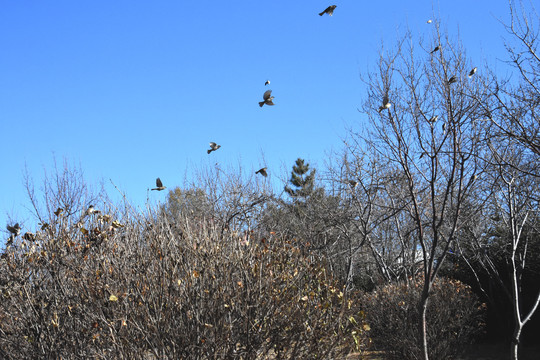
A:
[156,178,163,187]
[263,90,272,100]
[209,142,217,148]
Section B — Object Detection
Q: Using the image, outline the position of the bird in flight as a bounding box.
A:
[378,94,391,113]
[468,67,477,78]
[152,178,167,191]
[259,90,275,107]
[208,142,221,154]
[319,5,337,16]
[6,223,21,236]
[265,80,270,86]
[255,167,268,177]
[430,45,440,54]
[427,19,433,24]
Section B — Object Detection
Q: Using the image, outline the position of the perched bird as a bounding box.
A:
[265,80,270,86]
[349,180,358,188]
[6,223,21,236]
[151,178,167,191]
[430,45,440,54]
[259,90,275,107]
[208,142,221,154]
[427,19,433,24]
[447,76,457,85]
[468,67,477,78]
[23,232,36,242]
[378,95,391,113]
[429,115,439,123]
[54,207,64,216]
[471,174,478,183]
[319,5,337,16]
[84,205,100,216]
[255,167,268,177]
[442,122,447,132]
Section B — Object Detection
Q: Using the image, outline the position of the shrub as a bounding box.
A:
[361,276,486,359]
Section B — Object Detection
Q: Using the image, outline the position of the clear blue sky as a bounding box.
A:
[1,1,514,240]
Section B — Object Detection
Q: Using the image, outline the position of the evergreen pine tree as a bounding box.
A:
[284,158,316,200]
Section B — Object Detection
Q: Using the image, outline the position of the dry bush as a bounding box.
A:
[0,200,369,359]
[361,277,486,360]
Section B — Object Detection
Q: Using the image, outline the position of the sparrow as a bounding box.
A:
[85,205,100,216]
[468,67,477,78]
[255,167,268,177]
[447,76,457,85]
[378,95,391,113]
[265,80,270,86]
[430,45,440,54]
[319,5,337,16]
[151,178,167,191]
[208,142,221,154]
[259,90,275,107]
[6,223,21,236]
[54,207,64,216]
[23,232,36,242]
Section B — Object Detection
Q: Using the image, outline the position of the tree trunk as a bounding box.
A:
[419,292,430,360]
[511,325,522,360]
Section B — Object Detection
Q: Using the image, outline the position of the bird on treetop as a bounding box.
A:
[151,178,167,191]
[468,67,477,78]
[255,167,268,177]
[319,5,337,16]
[259,90,275,107]
[447,76,458,85]
[378,94,391,113]
[430,45,440,54]
[208,142,221,154]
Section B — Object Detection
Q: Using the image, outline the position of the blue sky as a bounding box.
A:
[0,1,515,240]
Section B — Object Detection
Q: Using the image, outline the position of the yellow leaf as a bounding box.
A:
[109,295,118,302]
[363,324,371,331]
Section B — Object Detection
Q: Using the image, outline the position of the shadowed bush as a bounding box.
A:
[361,277,486,360]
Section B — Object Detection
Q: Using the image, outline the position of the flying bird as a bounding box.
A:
[430,45,440,54]
[319,5,337,16]
[447,76,457,85]
[255,167,268,177]
[6,223,21,236]
[427,19,433,24]
[152,178,167,191]
[259,90,275,107]
[468,67,477,78]
[378,95,391,113]
[208,142,221,154]
[265,80,270,86]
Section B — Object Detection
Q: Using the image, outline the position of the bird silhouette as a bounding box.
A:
[265,80,270,86]
[378,95,391,113]
[259,90,275,107]
[151,178,167,191]
[208,142,221,154]
[319,5,337,16]
[468,67,477,78]
[6,223,21,236]
[447,76,457,85]
[430,46,440,54]
[255,167,268,177]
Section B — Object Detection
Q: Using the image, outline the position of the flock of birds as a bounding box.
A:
[5,5,481,245]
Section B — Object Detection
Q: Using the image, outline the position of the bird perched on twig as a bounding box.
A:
[447,76,457,85]
[429,115,439,123]
[319,5,337,16]
[468,67,477,78]
[151,178,167,191]
[378,95,391,113]
[265,80,270,86]
[255,167,268,177]
[259,90,275,107]
[23,232,36,242]
[6,223,21,236]
[430,45,440,54]
[208,142,221,154]
[349,180,358,188]
[84,205,100,217]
